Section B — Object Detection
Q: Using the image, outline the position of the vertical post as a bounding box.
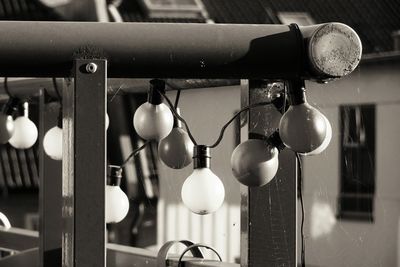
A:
[39,90,62,266]
[62,59,107,267]
[240,80,297,266]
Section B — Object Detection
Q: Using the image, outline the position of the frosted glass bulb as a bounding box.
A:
[279,103,327,153]
[181,168,225,215]
[9,117,38,149]
[302,114,332,156]
[158,127,193,169]
[231,139,279,187]
[0,114,14,144]
[43,126,63,160]
[106,185,129,223]
[133,102,173,140]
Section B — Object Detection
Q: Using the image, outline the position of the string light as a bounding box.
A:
[106,165,129,224]
[43,105,63,160]
[133,79,174,141]
[158,108,194,169]
[279,80,328,153]
[181,145,225,215]
[9,102,38,149]
[231,131,285,187]
[0,97,19,144]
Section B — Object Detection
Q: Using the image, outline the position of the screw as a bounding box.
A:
[85,63,98,73]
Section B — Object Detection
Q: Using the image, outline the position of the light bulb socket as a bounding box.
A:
[173,107,182,128]
[271,94,289,114]
[287,79,307,105]
[107,165,123,186]
[148,79,165,105]
[193,145,210,169]
[3,98,20,116]
[249,131,285,152]
[267,130,286,152]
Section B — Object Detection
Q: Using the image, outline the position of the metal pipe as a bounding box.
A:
[0,21,361,80]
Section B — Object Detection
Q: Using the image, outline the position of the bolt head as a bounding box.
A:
[86,63,98,73]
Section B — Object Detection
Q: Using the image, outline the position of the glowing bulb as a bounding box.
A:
[106,113,109,130]
[158,108,193,169]
[106,166,130,224]
[0,114,14,144]
[9,116,38,149]
[302,114,332,156]
[43,126,63,160]
[133,80,173,140]
[181,146,225,215]
[231,139,279,187]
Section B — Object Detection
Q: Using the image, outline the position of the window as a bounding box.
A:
[338,105,375,221]
[139,0,206,19]
[277,12,315,26]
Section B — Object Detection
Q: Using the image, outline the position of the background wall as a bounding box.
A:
[157,85,241,263]
[303,60,400,267]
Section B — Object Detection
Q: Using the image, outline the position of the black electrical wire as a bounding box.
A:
[119,141,150,169]
[295,152,306,267]
[159,89,273,148]
[4,77,13,98]
[174,89,181,109]
[158,90,198,146]
[207,101,272,148]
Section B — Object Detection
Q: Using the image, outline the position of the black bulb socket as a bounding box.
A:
[148,79,165,105]
[267,130,286,152]
[173,107,182,128]
[3,98,20,116]
[249,131,285,152]
[193,145,210,169]
[271,94,289,114]
[288,79,307,106]
[107,165,123,186]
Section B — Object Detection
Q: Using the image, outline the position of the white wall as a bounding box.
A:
[302,61,400,267]
[157,85,241,263]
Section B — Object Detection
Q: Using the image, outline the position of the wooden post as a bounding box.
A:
[240,80,297,266]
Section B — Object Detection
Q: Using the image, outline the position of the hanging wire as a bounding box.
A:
[174,89,181,109]
[159,89,273,148]
[119,140,150,169]
[4,77,13,98]
[295,152,306,267]
[207,101,272,148]
[158,90,198,146]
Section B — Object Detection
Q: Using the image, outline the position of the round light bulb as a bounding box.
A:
[302,114,332,156]
[9,116,38,149]
[43,126,63,160]
[106,185,130,223]
[231,139,279,187]
[181,168,225,215]
[133,102,173,140]
[0,114,14,144]
[279,103,327,153]
[158,109,193,169]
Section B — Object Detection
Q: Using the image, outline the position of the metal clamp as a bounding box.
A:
[157,240,204,267]
[177,243,222,267]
